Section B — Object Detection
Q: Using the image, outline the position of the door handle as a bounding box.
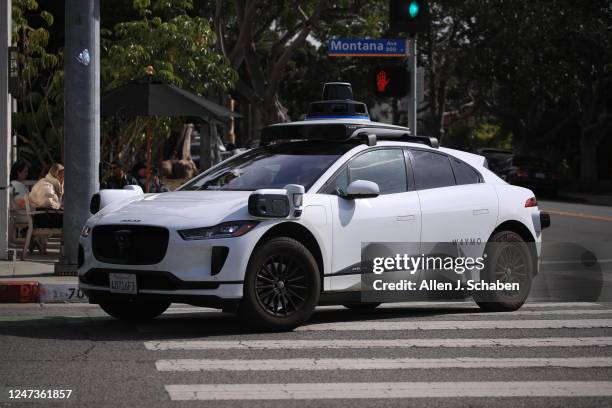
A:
[397,215,416,221]
[472,209,489,216]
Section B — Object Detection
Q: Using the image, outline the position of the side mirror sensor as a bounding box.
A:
[344,180,380,199]
[248,184,305,218]
[124,185,144,194]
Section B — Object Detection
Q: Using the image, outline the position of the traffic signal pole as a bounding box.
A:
[56,0,100,274]
[406,35,417,135]
[0,0,11,260]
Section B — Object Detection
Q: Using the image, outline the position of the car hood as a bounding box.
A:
[94,190,253,227]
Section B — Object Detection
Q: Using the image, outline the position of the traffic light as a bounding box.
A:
[389,0,431,34]
[372,65,408,98]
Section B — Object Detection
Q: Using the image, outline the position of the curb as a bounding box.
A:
[0,281,88,304]
[0,281,40,303]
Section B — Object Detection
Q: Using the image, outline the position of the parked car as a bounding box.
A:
[498,155,561,195]
[476,148,513,175]
[79,84,549,331]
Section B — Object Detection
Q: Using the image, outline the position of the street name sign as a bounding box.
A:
[328,39,406,57]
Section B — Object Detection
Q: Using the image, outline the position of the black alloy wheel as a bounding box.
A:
[255,254,309,316]
[241,237,320,331]
[474,230,534,312]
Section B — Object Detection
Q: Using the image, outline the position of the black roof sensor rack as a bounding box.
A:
[351,128,439,148]
[261,122,439,148]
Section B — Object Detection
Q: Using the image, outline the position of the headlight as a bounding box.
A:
[178,221,259,241]
[81,225,92,238]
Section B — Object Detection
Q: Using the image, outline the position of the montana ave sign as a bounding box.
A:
[327,38,406,57]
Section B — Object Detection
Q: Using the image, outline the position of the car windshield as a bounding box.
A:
[180,141,352,191]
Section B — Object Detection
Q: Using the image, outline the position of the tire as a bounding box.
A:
[240,237,320,331]
[99,300,170,320]
[343,303,381,310]
[474,230,534,312]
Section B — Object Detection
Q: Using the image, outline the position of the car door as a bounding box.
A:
[321,148,422,291]
[409,149,498,253]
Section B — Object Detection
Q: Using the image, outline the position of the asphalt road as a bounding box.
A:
[0,199,611,408]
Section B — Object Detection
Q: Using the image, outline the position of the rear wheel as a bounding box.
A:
[99,300,170,320]
[240,237,320,331]
[474,230,534,312]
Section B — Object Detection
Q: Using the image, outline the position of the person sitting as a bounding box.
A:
[9,161,30,239]
[133,162,169,193]
[28,163,64,254]
[9,160,29,214]
[101,160,138,190]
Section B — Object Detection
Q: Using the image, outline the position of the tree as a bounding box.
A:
[211,0,387,140]
[12,0,64,171]
[100,0,238,164]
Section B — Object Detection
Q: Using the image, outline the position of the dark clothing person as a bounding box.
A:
[101,174,138,189]
[33,209,63,229]
[133,162,169,193]
[102,160,138,189]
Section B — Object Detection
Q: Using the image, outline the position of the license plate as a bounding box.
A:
[109,273,137,294]
[535,172,546,179]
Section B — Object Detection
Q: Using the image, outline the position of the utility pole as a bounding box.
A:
[406,36,417,135]
[56,0,100,274]
[0,0,11,260]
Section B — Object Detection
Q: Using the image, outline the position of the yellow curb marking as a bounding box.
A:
[545,209,612,222]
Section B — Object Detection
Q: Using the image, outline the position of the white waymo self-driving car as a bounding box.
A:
[79,83,550,330]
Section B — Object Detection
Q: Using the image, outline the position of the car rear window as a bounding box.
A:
[411,150,456,190]
[451,157,481,185]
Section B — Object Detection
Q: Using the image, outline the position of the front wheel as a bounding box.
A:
[99,300,170,320]
[240,237,320,331]
[474,230,534,312]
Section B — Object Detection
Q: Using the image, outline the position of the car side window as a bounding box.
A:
[324,167,349,196]
[451,157,481,185]
[411,150,456,190]
[347,149,408,195]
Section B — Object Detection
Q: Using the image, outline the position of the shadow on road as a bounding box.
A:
[0,303,487,342]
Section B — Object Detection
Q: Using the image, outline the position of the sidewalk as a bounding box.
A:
[0,249,83,304]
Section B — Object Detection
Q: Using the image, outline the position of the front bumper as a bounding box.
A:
[78,222,269,302]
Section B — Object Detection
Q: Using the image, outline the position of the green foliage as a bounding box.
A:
[100,0,237,164]
[12,0,64,169]
[102,0,236,94]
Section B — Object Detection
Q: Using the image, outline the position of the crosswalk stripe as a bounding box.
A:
[374,302,602,308]
[155,356,612,371]
[144,336,612,351]
[165,381,612,400]
[298,319,612,331]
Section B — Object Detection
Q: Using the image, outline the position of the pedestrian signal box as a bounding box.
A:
[373,66,409,98]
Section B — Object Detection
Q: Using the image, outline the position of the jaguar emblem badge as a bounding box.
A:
[114,229,133,257]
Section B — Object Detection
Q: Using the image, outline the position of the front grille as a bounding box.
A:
[80,269,220,290]
[91,225,169,265]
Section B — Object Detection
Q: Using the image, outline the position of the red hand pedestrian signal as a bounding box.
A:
[373,65,408,97]
[377,70,391,92]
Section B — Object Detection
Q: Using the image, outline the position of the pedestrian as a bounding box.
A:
[101,160,138,189]
[29,163,64,254]
[9,160,29,213]
[133,162,169,193]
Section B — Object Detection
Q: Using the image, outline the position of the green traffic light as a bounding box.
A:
[408,1,420,18]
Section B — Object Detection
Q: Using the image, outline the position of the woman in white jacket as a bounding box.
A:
[29,163,64,253]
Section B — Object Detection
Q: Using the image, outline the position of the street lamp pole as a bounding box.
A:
[56,0,100,274]
[0,0,11,260]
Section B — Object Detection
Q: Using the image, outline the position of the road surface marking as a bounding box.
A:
[545,209,612,222]
[297,319,612,331]
[145,336,612,351]
[165,381,612,400]
[156,357,612,372]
